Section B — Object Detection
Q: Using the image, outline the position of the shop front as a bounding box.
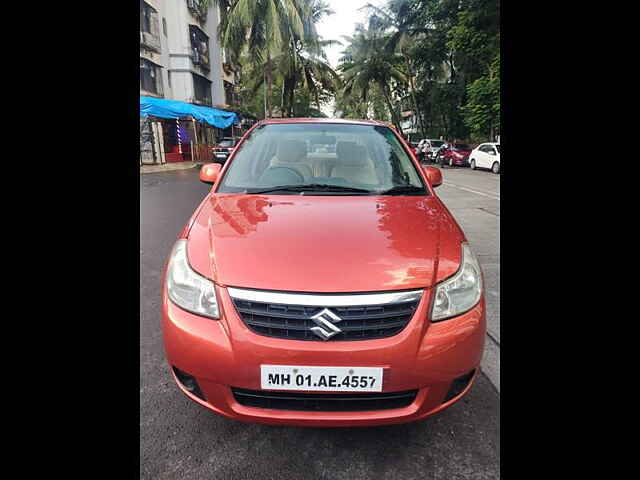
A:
[140,96,239,165]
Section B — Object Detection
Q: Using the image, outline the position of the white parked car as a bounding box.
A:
[469,143,501,174]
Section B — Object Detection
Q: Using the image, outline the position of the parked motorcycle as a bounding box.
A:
[434,144,448,164]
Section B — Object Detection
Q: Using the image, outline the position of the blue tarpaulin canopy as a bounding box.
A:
[140,96,238,129]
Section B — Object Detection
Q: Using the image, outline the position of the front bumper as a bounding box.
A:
[162,286,486,427]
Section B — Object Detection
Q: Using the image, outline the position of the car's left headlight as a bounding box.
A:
[166,239,220,319]
[431,243,483,321]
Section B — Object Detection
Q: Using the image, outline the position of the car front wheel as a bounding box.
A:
[470,159,476,170]
[492,161,500,174]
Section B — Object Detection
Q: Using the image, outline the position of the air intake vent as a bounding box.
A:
[232,388,418,411]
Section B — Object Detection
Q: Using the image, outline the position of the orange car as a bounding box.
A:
[162,118,485,426]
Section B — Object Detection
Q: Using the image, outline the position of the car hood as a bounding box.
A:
[187,194,465,293]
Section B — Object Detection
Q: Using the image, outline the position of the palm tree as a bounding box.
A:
[276,0,341,117]
[210,0,340,119]
[339,22,407,132]
[362,1,427,138]
[277,36,341,116]
[210,0,306,118]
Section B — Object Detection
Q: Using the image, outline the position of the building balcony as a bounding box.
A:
[186,0,208,23]
[140,31,161,53]
[192,49,210,71]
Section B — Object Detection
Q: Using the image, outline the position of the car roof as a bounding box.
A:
[257,117,388,127]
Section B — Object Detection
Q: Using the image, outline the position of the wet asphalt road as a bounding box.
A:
[140,166,500,480]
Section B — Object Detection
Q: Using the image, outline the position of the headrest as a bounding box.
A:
[276,139,306,163]
[336,141,367,166]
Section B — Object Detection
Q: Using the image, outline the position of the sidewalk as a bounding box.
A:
[140,162,200,175]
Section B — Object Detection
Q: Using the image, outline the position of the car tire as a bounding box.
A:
[470,159,476,170]
[492,162,500,174]
[449,158,454,167]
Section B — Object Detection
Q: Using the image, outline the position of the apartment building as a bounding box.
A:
[140,0,245,165]
[140,0,237,108]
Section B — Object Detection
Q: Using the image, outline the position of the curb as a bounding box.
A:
[140,162,200,175]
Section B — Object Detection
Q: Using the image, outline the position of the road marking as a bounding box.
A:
[478,207,499,217]
[442,182,500,200]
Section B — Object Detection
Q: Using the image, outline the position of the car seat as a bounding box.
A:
[331,142,378,185]
[269,139,313,181]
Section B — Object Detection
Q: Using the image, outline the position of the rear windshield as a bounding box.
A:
[453,144,471,151]
[217,123,427,195]
[218,139,235,147]
[430,141,444,147]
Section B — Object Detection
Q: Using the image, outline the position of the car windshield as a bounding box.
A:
[453,144,471,151]
[219,139,235,147]
[217,123,427,195]
[495,145,500,153]
[430,141,444,147]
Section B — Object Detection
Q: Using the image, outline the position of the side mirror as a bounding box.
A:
[200,163,222,184]
[422,165,443,187]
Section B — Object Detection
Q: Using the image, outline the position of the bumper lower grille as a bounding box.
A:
[231,295,420,341]
[232,388,418,411]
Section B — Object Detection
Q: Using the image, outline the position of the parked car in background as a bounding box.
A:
[421,139,446,162]
[438,143,472,167]
[212,137,238,164]
[416,139,427,161]
[469,143,501,174]
[163,118,486,427]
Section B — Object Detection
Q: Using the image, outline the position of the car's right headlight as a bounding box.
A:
[431,243,483,321]
[166,239,220,319]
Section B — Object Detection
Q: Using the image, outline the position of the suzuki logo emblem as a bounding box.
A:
[310,308,343,340]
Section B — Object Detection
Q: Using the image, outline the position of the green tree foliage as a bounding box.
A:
[338,21,407,132]
[447,0,500,139]
[462,55,499,140]
[338,0,499,142]
[210,0,340,119]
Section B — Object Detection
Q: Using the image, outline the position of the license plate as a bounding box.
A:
[215,154,227,158]
[260,365,383,392]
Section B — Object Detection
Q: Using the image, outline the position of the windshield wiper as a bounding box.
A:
[376,185,426,195]
[248,184,374,194]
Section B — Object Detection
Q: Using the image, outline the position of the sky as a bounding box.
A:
[315,0,385,115]
[315,0,385,69]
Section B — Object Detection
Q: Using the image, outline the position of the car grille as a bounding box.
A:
[232,388,418,411]
[230,295,421,341]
